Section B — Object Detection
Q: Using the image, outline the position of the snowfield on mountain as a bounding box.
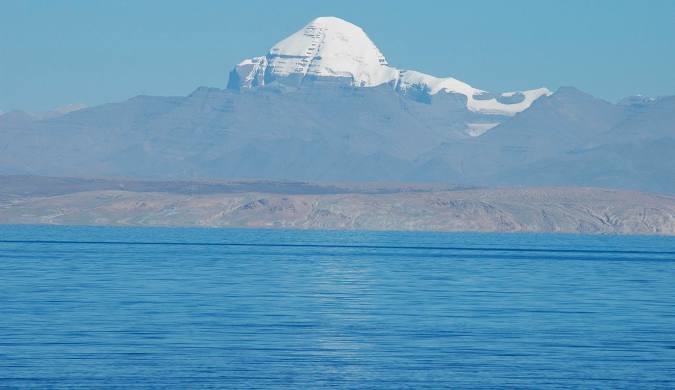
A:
[230,17,551,117]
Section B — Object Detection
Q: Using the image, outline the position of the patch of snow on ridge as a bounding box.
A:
[468,88,552,116]
[397,70,551,116]
[54,103,87,115]
[466,122,500,137]
[397,70,482,97]
[233,57,268,89]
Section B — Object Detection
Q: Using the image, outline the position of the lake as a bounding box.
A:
[1,225,674,388]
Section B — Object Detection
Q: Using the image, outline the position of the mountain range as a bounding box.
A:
[1,16,673,193]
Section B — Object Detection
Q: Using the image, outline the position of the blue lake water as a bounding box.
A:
[1,225,675,389]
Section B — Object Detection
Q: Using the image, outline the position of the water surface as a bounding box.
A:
[1,225,675,388]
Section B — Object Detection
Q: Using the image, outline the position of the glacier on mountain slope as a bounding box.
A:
[230,16,551,118]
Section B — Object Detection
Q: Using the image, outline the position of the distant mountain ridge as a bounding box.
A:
[0,17,673,193]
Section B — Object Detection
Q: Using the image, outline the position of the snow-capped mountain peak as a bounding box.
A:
[267,16,398,87]
[230,16,398,89]
[229,16,550,119]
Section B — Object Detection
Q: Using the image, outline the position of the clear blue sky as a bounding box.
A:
[1,0,674,111]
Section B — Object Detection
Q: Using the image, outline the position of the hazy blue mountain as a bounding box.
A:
[421,87,626,179]
[0,16,673,192]
[496,95,675,193]
[1,84,672,192]
[0,85,483,181]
